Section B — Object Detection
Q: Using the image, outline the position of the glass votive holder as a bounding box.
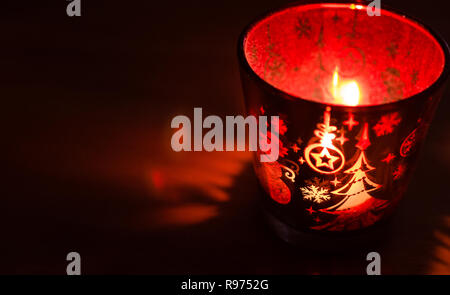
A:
[238,2,450,246]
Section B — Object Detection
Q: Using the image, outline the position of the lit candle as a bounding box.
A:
[331,68,360,106]
[239,2,449,243]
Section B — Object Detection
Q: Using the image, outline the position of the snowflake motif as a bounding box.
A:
[301,185,330,204]
[272,118,288,135]
[393,164,406,180]
[259,117,289,158]
[373,112,402,136]
[295,18,312,39]
[279,143,289,158]
[387,42,399,59]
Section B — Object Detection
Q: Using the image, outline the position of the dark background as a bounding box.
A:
[2,0,450,274]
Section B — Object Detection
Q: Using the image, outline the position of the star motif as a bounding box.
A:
[298,157,305,165]
[306,206,315,215]
[296,138,303,146]
[291,144,301,153]
[331,177,341,187]
[382,153,396,164]
[343,114,359,131]
[335,131,348,146]
[393,164,406,180]
[311,148,339,170]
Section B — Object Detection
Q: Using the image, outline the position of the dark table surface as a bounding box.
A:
[2,0,450,274]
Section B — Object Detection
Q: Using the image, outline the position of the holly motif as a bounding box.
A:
[373,112,402,136]
[257,161,291,205]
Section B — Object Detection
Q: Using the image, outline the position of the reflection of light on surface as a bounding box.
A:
[150,170,166,191]
[350,4,364,10]
[153,205,219,227]
[332,69,339,98]
[429,217,450,274]
[146,151,252,227]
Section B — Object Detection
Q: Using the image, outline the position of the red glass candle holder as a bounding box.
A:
[238,2,450,245]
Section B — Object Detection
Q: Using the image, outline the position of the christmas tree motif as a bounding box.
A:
[310,123,389,231]
[325,123,381,211]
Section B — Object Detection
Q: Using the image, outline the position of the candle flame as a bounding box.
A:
[340,81,360,106]
[332,69,360,106]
